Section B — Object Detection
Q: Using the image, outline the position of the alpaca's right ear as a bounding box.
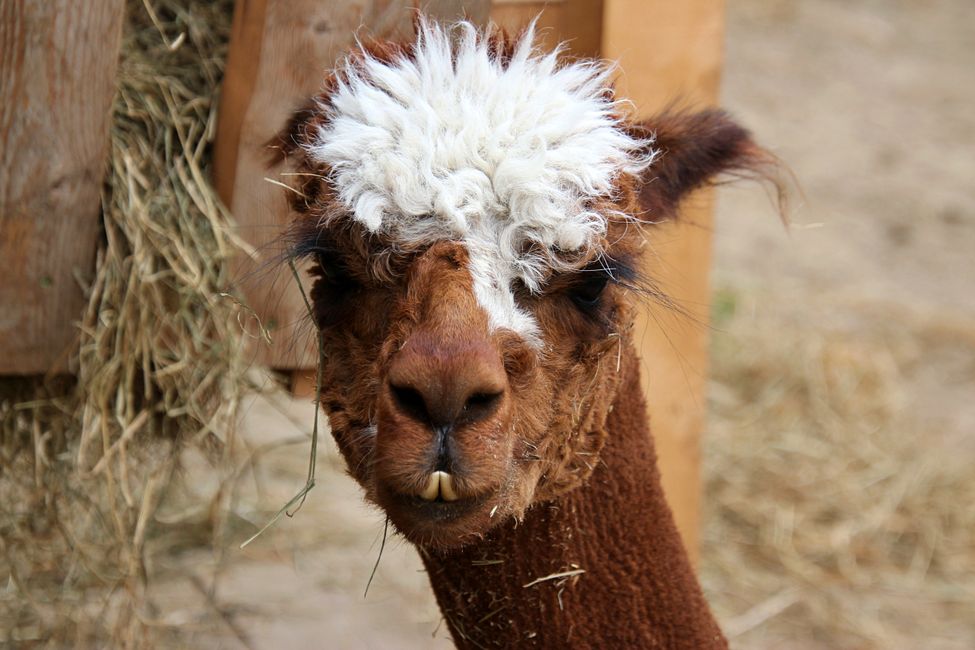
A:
[629,109,784,220]
[267,101,321,166]
[265,101,334,215]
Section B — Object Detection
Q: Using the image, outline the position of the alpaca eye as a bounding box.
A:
[310,251,362,329]
[316,252,357,290]
[568,273,610,310]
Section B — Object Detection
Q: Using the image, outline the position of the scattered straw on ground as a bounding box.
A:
[701,292,975,649]
[0,1,246,647]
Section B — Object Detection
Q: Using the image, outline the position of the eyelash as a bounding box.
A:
[567,258,635,309]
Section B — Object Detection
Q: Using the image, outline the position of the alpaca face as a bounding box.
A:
[295,217,639,548]
[280,21,648,549]
[276,20,772,549]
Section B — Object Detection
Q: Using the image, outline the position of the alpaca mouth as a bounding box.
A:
[390,485,492,522]
[379,478,499,545]
[404,496,487,524]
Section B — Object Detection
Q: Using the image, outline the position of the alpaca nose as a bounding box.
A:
[386,335,507,440]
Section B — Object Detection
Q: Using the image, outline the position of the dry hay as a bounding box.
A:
[0,1,247,647]
[702,292,975,649]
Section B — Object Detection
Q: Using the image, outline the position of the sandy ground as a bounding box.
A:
[157,384,450,650]
[715,0,975,448]
[167,1,974,647]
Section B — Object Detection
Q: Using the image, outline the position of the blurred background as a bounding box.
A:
[1,0,972,648]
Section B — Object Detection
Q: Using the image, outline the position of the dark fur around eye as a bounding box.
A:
[287,234,361,328]
[314,250,357,288]
[289,233,358,290]
[569,274,610,309]
[307,253,361,329]
[566,256,637,313]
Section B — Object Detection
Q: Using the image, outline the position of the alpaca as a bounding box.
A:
[272,20,775,649]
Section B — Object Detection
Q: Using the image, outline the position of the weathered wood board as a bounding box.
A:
[0,0,125,373]
[491,0,603,59]
[603,0,727,558]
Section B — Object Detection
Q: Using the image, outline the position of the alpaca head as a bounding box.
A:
[275,20,773,549]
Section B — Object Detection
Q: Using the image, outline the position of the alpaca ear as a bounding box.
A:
[629,109,780,219]
[267,100,321,166]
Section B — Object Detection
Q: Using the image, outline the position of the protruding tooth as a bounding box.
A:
[438,471,459,502]
[420,473,440,501]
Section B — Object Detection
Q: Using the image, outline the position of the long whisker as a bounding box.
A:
[364,516,390,598]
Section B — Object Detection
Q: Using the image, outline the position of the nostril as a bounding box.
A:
[390,383,429,424]
[461,390,503,423]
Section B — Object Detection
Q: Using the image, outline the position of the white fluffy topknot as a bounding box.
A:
[306,18,656,343]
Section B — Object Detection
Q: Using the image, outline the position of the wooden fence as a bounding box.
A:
[0,0,125,373]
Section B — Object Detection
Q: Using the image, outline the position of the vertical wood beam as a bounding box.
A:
[0,0,125,373]
[560,0,603,59]
[602,0,727,559]
[422,0,490,24]
[490,0,565,50]
[489,0,603,59]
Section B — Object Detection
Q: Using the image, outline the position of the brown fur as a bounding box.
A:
[273,25,781,649]
[423,351,725,648]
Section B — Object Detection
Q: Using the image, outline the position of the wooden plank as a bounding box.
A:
[489,0,601,58]
[602,0,727,559]
[212,0,269,209]
[490,0,564,50]
[422,0,491,24]
[0,0,125,374]
[215,0,491,371]
[560,0,603,59]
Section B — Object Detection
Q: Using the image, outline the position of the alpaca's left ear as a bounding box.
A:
[629,109,783,220]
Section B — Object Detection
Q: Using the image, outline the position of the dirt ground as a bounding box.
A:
[715,0,975,447]
[163,1,973,648]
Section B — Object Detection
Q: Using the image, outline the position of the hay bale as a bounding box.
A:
[0,1,247,646]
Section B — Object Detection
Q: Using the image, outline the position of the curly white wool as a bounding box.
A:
[307,19,655,344]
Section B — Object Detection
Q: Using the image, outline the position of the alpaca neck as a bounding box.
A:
[419,351,727,649]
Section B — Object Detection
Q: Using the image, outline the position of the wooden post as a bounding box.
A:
[489,0,603,59]
[0,0,125,374]
[602,0,727,559]
[490,0,565,50]
[214,0,490,371]
[422,0,491,24]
